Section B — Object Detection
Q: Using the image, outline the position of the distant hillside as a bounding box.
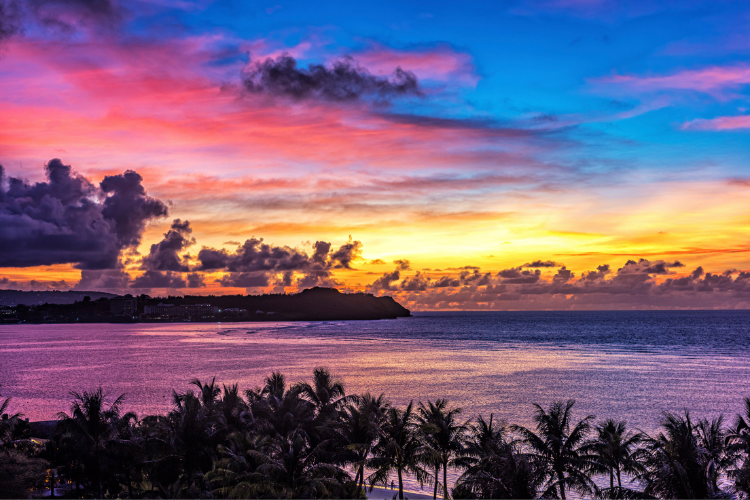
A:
[0,290,117,306]
[147,287,411,321]
[1,287,410,322]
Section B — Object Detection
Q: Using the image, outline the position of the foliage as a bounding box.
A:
[4,374,750,499]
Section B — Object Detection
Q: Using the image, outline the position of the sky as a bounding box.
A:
[1,0,750,310]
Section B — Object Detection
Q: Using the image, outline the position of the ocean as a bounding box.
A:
[2,310,749,431]
[3,310,749,496]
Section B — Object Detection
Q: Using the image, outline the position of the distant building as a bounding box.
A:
[221,308,249,318]
[143,303,218,318]
[143,303,175,316]
[110,295,137,316]
[178,304,219,317]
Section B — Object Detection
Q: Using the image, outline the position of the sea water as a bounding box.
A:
[2,310,749,495]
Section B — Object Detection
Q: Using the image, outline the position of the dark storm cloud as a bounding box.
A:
[197,238,311,272]
[217,272,269,288]
[29,0,121,31]
[74,268,131,291]
[0,0,121,40]
[0,160,166,269]
[0,0,22,41]
[186,272,204,288]
[0,277,19,288]
[131,270,186,290]
[100,170,168,250]
[523,260,559,268]
[140,219,195,272]
[330,239,362,268]
[197,237,362,289]
[242,54,421,103]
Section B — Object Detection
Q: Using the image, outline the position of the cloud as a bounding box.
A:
[197,237,311,272]
[594,64,750,99]
[353,42,478,86]
[367,257,750,310]
[29,0,121,32]
[523,260,559,267]
[682,114,750,131]
[186,272,204,288]
[330,238,362,268]
[131,270,186,290]
[0,159,166,269]
[242,54,421,104]
[140,219,195,272]
[369,269,400,292]
[393,259,411,271]
[0,1,22,42]
[100,170,169,250]
[0,276,19,288]
[217,272,269,288]
[367,258,386,265]
[74,268,131,291]
[197,237,362,290]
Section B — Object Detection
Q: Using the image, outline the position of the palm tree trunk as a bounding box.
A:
[557,469,566,500]
[443,462,448,499]
[433,464,439,500]
[126,469,135,499]
[398,467,404,500]
[610,470,613,490]
[617,469,622,488]
[357,465,364,494]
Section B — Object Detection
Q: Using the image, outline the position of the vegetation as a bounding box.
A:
[3,374,750,499]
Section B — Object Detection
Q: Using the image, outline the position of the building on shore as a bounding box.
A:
[110,295,138,316]
[142,303,219,319]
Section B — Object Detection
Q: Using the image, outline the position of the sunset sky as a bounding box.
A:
[1,0,750,310]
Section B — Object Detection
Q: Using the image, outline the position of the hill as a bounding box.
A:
[146,287,411,321]
[1,287,411,323]
[0,290,117,307]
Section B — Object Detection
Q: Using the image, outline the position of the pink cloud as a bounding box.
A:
[682,114,750,130]
[595,64,750,99]
[354,43,478,86]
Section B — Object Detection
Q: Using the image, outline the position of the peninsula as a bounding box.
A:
[0,287,411,323]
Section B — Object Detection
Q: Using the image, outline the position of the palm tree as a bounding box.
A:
[296,368,350,420]
[695,415,736,497]
[191,376,221,411]
[369,401,430,500]
[636,411,712,499]
[453,414,541,499]
[728,397,750,497]
[0,386,24,456]
[56,388,125,498]
[235,371,356,498]
[163,389,221,494]
[511,400,596,499]
[418,399,468,499]
[220,383,249,432]
[584,418,644,493]
[108,410,144,498]
[336,392,390,495]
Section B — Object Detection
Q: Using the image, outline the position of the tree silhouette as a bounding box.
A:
[511,400,596,499]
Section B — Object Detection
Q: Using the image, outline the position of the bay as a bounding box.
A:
[2,310,749,435]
